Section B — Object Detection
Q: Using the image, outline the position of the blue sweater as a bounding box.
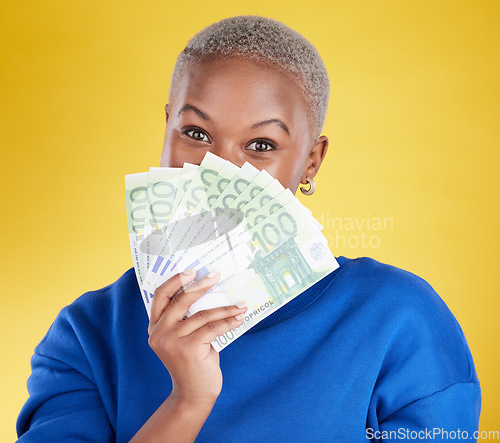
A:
[17,256,481,442]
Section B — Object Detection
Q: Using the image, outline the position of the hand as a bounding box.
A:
[147,269,247,405]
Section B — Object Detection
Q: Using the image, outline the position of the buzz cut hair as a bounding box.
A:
[169,15,330,139]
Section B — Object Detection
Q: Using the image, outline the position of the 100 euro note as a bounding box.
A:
[141,188,339,350]
[142,168,284,295]
[143,161,199,258]
[126,156,339,351]
[142,154,227,287]
[161,182,308,286]
[151,153,230,274]
[141,166,182,277]
[175,165,324,281]
[186,198,339,351]
[125,172,148,289]
[145,161,260,287]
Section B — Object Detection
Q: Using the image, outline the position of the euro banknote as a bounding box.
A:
[126,152,339,350]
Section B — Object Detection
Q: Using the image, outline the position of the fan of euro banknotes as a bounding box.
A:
[125,152,339,351]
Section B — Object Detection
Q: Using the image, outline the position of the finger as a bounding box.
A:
[149,269,197,328]
[188,315,245,345]
[177,305,247,337]
[165,270,221,323]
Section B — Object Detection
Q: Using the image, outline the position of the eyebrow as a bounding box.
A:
[177,103,290,136]
[251,119,290,136]
[178,103,210,120]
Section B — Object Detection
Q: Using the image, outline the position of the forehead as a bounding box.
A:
[170,58,312,136]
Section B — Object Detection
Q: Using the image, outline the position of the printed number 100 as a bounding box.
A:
[214,329,235,348]
[251,212,297,254]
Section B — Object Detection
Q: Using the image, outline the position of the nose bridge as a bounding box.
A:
[209,138,244,167]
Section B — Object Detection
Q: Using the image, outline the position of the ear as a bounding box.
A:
[160,104,171,166]
[301,135,329,184]
[164,103,170,124]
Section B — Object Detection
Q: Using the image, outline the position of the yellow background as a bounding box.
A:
[1,0,498,439]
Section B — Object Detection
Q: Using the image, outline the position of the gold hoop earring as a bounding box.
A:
[300,177,316,196]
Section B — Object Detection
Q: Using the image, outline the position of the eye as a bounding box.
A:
[246,139,277,152]
[183,127,211,143]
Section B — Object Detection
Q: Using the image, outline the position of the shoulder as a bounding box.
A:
[334,256,464,331]
[67,267,140,313]
[333,256,480,418]
[334,256,474,360]
[17,269,143,439]
[55,267,142,327]
[35,268,146,368]
[336,255,439,297]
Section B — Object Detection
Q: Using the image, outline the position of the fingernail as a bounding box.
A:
[182,268,196,275]
[207,269,219,278]
[235,314,243,320]
[237,304,247,310]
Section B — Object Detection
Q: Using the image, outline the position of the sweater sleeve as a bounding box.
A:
[376,382,481,441]
[16,304,115,441]
[360,258,482,440]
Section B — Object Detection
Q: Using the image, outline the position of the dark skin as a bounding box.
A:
[160,57,328,193]
[131,57,329,442]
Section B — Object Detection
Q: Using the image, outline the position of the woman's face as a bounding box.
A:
[161,58,328,193]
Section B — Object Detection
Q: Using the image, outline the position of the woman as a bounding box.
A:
[17,15,480,442]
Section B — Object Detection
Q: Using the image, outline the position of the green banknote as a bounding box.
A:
[142,166,322,302]
[142,167,182,276]
[125,172,148,288]
[126,152,338,348]
[188,197,338,351]
[145,171,286,289]
[177,161,259,255]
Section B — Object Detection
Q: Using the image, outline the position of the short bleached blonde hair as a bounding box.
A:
[169,15,330,139]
